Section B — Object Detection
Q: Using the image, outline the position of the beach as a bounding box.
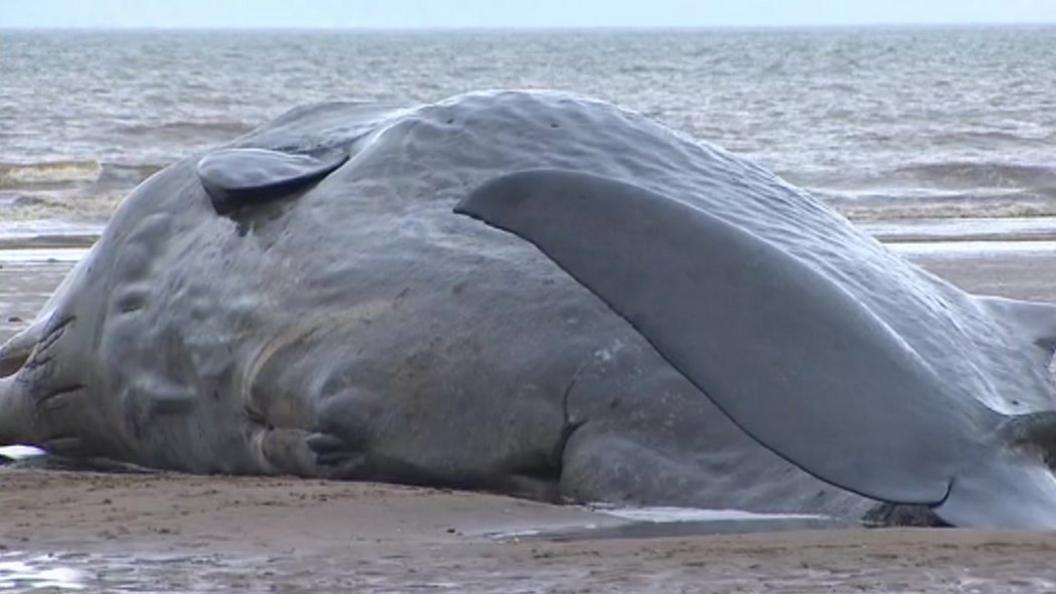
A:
[4,232,1056,592]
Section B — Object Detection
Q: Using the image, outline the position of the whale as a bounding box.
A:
[2,91,1056,528]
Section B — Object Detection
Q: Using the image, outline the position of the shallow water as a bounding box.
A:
[860,216,1056,242]
[0,247,89,263]
[0,220,102,246]
[888,239,1056,256]
[0,551,282,592]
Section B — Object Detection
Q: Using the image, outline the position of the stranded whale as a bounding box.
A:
[2,91,1056,529]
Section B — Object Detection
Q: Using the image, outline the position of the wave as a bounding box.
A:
[809,160,1056,221]
[96,163,164,186]
[839,199,1056,221]
[801,161,1056,199]
[0,189,126,222]
[928,130,1052,147]
[888,161,1056,191]
[113,120,255,139]
[0,160,101,188]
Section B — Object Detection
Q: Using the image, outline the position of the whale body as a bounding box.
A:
[3,91,1056,528]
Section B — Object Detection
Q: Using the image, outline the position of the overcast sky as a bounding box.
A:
[3,0,1056,29]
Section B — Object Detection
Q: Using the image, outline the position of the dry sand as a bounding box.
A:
[3,246,1056,592]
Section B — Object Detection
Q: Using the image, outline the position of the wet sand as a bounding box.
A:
[2,469,1056,592]
[4,243,1056,591]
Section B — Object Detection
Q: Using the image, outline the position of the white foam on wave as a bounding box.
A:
[0,219,103,241]
[861,217,1056,242]
[889,240,1056,256]
[0,248,90,263]
[0,160,101,186]
[841,200,1056,221]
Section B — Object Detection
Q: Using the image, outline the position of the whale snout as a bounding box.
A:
[0,314,91,453]
[0,319,48,445]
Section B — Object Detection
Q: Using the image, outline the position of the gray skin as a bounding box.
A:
[2,91,1056,528]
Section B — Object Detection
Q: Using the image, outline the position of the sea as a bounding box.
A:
[2,26,1056,239]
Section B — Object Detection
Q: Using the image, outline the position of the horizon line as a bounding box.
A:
[3,21,1056,32]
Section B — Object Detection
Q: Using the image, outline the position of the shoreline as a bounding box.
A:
[7,214,1056,254]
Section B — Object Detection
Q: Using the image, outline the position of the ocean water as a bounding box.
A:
[1,26,1055,229]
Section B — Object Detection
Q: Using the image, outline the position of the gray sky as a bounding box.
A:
[3,0,1056,29]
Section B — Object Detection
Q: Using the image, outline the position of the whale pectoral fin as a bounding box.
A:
[196,148,348,215]
[457,169,978,506]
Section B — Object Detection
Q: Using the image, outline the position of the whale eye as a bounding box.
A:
[196,148,348,215]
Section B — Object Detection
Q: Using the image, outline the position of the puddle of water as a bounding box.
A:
[542,516,851,540]
[0,552,279,592]
[489,506,851,542]
[591,506,826,523]
[0,553,86,591]
[0,551,477,592]
[0,445,45,460]
[0,450,156,474]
